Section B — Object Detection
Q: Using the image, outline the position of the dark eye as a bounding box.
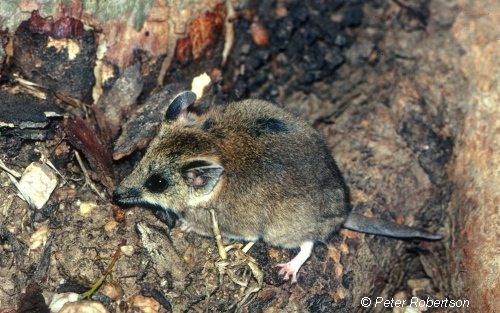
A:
[145,174,169,192]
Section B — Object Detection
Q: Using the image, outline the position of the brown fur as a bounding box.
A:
[114,98,350,249]
[114,92,442,262]
[115,92,443,282]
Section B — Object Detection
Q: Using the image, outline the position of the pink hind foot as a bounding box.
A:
[277,241,314,283]
[179,223,192,233]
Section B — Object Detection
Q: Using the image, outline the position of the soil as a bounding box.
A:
[0,0,463,312]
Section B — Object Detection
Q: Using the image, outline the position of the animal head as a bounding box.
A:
[113,91,225,213]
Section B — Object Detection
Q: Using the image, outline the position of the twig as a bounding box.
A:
[0,159,21,178]
[6,172,36,225]
[79,239,126,300]
[0,160,34,220]
[1,194,14,216]
[74,150,106,200]
[242,242,255,253]
[210,209,227,260]
[12,74,46,88]
[40,155,69,186]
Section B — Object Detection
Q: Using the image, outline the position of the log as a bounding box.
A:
[448,0,500,311]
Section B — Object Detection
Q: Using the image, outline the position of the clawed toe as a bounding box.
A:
[277,263,298,283]
[277,242,315,284]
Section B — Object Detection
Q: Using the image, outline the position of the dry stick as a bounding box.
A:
[210,209,227,260]
[74,150,106,200]
[46,159,69,186]
[13,73,45,88]
[6,172,36,225]
[242,242,255,253]
[79,239,126,300]
[0,159,21,178]
[0,161,31,205]
[1,194,14,216]
[41,154,69,186]
[12,74,48,100]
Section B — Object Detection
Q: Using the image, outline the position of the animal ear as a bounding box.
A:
[165,91,197,121]
[181,160,224,196]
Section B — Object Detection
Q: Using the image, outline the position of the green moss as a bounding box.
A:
[0,0,21,23]
[0,0,157,32]
[39,1,57,17]
[82,0,155,30]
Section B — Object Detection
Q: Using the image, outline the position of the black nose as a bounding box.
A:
[112,187,141,207]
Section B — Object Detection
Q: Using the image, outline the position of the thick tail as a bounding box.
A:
[343,213,443,240]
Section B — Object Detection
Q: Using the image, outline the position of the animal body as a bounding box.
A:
[114,91,442,283]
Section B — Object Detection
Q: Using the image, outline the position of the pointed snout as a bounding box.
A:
[113,185,142,207]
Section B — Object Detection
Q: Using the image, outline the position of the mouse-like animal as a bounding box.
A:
[114,91,442,283]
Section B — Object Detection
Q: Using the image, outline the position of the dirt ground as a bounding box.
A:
[0,0,469,312]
